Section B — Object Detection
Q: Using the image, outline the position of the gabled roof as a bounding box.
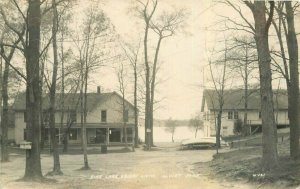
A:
[12,91,135,112]
[201,89,288,111]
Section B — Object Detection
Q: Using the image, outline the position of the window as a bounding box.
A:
[101,110,107,122]
[69,128,78,140]
[124,110,129,122]
[228,111,233,119]
[126,127,133,135]
[228,111,238,120]
[234,111,239,119]
[259,111,261,119]
[70,111,77,122]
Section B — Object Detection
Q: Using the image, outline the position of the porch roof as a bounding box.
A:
[52,122,135,128]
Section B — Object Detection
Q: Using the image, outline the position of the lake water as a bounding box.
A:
[138,126,204,143]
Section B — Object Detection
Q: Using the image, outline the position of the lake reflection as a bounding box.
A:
[138,126,204,142]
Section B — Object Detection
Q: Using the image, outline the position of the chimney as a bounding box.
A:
[97,86,101,94]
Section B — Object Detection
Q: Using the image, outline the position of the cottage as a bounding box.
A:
[201,89,289,137]
[12,89,137,146]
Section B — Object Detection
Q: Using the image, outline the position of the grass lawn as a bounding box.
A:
[194,132,300,189]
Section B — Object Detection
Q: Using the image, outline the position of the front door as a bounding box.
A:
[95,128,106,143]
[109,128,121,142]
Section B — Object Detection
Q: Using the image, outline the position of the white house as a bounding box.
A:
[12,89,137,145]
[201,89,289,137]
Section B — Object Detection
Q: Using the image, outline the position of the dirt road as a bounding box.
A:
[1,144,256,189]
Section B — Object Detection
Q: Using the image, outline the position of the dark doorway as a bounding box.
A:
[109,128,121,142]
[95,128,106,143]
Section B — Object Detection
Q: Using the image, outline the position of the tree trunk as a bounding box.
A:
[63,128,69,153]
[243,43,249,136]
[150,36,162,147]
[216,110,222,149]
[195,128,198,138]
[24,0,43,180]
[80,19,91,168]
[285,1,300,160]
[134,67,139,147]
[141,1,157,150]
[1,57,9,162]
[60,29,65,153]
[144,23,151,150]
[81,64,89,169]
[47,0,62,175]
[0,57,2,160]
[40,60,45,150]
[251,1,279,170]
[243,83,249,135]
[122,94,128,147]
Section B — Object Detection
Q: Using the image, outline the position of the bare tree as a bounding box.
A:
[116,62,129,148]
[135,0,186,148]
[165,118,176,143]
[0,26,22,162]
[136,0,158,150]
[24,0,43,180]
[220,0,279,172]
[0,0,68,179]
[208,40,230,152]
[244,1,279,170]
[269,2,299,159]
[227,36,258,136]
[46,0,63,176]
[148,8,186,146]
[188,113,203,138]
[120,41,141,147]
[58,12,72,153]
[285,2,300,159]
[72,3,110,170]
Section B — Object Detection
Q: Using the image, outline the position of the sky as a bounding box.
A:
[89,0,214,120]
[73,0,300,120]
[1,0,299,121]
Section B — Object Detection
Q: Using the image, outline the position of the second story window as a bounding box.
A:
[258,111,261,119]
[228,111,238,120]
[234,111,239,119]
[101,110,107,122]
[228,111,233,119]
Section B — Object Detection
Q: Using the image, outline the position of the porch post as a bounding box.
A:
[58,128,61,144]
[106,128,109,145]
[121,127,123,143]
